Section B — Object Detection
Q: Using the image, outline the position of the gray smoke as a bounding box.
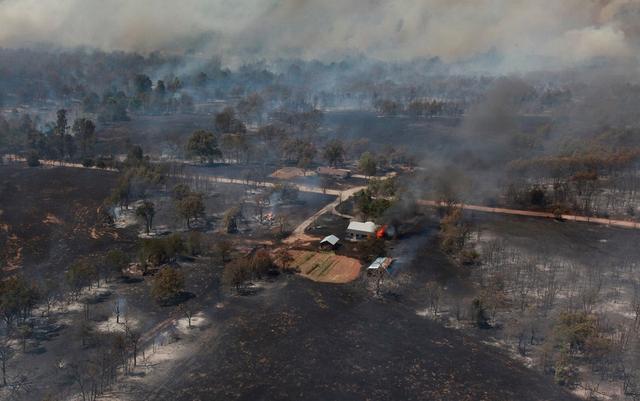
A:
[0,0,639,72]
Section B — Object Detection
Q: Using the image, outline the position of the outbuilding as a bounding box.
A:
[319,234,340,250]
[367,257,393,271]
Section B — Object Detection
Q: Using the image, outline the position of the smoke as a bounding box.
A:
[0,0,639,72]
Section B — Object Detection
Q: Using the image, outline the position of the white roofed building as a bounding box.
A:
[320,234,340,249]
[346,221,377,241]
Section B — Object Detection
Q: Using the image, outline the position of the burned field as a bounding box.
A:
[140,274,577,401]
[0,164,584,401]
[0,164,128,277]
[4,14,640,398]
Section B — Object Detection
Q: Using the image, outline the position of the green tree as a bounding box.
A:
[250,249,273,278]
[104,249,130,279]
[177,193,206,229]
[151,267,185,305]
[139,235,184,268]
[355,189,391,219]
[126,145,144,166]
[215,107,246,134]
[0,276,39,328]
[323,140,345,167]
[133,74,152,95]
[72,118,96,158]
[216,240,234,263]
[55,109,68,159]
[222,259,251,292]
[358,151,378,177]
[186,130,221,164]
[66,260,97,298]
[185,231,203,256]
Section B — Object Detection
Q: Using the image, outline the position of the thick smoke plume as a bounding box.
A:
[0,0,639,71]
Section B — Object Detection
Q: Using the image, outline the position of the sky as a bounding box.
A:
[0,0,638,71]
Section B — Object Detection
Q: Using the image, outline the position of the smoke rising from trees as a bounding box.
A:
[0,0,639,72]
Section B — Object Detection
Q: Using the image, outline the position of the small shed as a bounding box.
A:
[346,221,377,241]
[319,234,340,250]
[367,257,393,271]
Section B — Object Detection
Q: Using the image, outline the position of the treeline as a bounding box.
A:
[0,48,508,114]
[0,109,100,165]
[373,98,464,117]
[505,148,640,217]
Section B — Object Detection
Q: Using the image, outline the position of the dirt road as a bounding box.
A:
[283,185,366,244]
[417,200,640,230]
[176,173,345,196]
[8,155,634,230]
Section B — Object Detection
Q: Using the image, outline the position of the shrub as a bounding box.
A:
[151,267,184,305]
[26,151,40,167]
[139,234,184,267]
[470,298,490,328]
[222,259,251,292]
[186,232,203,256]
[461,249,480,265]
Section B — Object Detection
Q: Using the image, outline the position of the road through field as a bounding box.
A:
[5,155,637,230]
[417,200,640,230]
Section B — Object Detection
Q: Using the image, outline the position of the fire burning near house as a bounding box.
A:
[3,2,640,400]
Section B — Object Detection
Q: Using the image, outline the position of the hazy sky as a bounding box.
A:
[0,0,638,70]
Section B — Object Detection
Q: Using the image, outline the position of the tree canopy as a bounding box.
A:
[186,130,221,164]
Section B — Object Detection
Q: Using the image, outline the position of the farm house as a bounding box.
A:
[345,221,377,241]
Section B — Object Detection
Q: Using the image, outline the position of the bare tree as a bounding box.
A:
[179,304,195,328]
[0,339,13,387]
[124,321,141,368]
[425,282,443,316]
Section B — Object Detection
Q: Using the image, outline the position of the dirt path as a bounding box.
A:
[283,185,366,244]
[6,155,634,230]
[417,200,640,230]
[175,173,344,196]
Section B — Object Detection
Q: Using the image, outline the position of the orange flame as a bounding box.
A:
[376,225,387,239]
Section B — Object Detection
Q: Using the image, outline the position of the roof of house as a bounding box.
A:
[346,221,377,234]
[320,234,340,246]
[367,257,393,270]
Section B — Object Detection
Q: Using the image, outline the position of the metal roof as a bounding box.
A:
[367,257,393,270]
[320,234,340,245]
[346,221,377,234]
